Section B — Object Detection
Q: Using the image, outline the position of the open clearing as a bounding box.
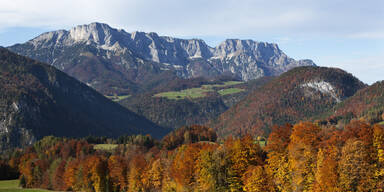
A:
[0,180,51,192]
[93,144,118,151]
[154,81,244,100]
[201,81,243,89]
[153,87,212,100]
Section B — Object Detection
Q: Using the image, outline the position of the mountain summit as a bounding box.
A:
[8,22,315,95]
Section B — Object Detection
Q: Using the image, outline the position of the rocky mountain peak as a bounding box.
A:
[213,39,281,58]
[8,22,316,90]
[29,30,69,47]
[69,22,119,46]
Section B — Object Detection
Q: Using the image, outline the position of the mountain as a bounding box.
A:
[0,48,168,150]
[209,66,366,137]
[8,22,315,95]
[323,81,384,125]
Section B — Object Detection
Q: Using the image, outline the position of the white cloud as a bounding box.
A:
[0,0,382,38]
[1,0,383,83]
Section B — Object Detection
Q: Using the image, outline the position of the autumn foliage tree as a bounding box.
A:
[242,165,276,192]
[12,121,384,192]
[288,122,321,192]
[265,124,292,192]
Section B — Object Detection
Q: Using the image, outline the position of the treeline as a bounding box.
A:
[266,121,384,191]
[3,122,384,191]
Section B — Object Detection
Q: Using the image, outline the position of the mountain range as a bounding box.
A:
[8,22,315,95]
[3,22,384,150]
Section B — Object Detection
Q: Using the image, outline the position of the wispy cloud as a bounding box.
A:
[0,0,382,38]
[348,31,384,39]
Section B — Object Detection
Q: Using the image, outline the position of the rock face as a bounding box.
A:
[0,48,168,150]
[8,22,315,95]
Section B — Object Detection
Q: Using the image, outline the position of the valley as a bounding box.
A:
[1,21,383,192]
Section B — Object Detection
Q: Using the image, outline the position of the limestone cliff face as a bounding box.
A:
[0,100,37,150]
[8,22,315,94]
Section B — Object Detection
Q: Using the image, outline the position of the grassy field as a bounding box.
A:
[153,87,212,100]
[201,81,243,89]
[154,81,244,100]
[0,180,51,192]
[93,144,118,151]
[105,95,131,102]
[218,88,245,96]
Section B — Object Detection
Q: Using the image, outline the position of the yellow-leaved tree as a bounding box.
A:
[226,135,264,192]
[242,165,276,192]
[338,139,374,192]
[265,124,292,192]
[288,122,320,192]
[373,124,384,189]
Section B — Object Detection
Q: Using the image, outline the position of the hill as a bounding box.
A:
[8,22,314,95]
[119,77,272,129]
[210,66,366,137]
[323,81,384,125]
[0,48,168,150]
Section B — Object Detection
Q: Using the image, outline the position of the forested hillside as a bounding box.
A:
[322,81,384,126]
[0,48,168,150]
[210,66,366,137]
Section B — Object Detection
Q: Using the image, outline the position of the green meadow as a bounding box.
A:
[0,180,52,192]
[154,81,245,100]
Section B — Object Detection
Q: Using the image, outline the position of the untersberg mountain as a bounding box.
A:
[0,48,168,150]
[8,22,315,95]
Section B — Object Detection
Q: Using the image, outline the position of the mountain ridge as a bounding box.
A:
[8,22,315,95]
[0,47,168,150]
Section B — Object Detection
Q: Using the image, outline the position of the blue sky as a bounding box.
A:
[0,0,383,84]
